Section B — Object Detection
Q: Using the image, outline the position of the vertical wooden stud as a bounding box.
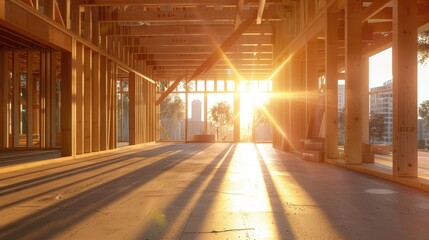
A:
[12,52,20,148]
[0,51,8,148]
[61,41,76,157]
[27,52,34,147]
[99,56,107,150]
[84,47,92,153]
[75,43,84,154]
[129,72,136,145]
[92,52,100,152]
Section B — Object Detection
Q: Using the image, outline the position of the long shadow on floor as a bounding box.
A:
[134,143,237,239]
[0,143,212,239]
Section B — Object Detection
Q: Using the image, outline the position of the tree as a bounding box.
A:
[160,94,185,140]
[418,30,429,65]
[209,101,233,141]
[369,113,385,144]
[419,100,429,132]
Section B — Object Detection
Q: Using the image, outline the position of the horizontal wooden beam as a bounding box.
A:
[127,45,273,54]
[144,59,272,67]
[135,53,272,60]
[82,0,279,7]
[119,35,272,47]
[108,24,273,37]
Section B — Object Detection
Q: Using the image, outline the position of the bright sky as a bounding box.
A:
[369,48,429,105]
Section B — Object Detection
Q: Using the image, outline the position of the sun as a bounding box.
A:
[238,81,271,141]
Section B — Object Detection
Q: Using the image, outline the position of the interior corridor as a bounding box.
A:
[1,143,429,240]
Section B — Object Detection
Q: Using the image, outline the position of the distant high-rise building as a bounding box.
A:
[188,99,204,139]
[338,83,345,111]
[191,99,202,122]
[369,80,393,144]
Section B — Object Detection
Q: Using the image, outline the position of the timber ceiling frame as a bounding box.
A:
[81,0,285,83]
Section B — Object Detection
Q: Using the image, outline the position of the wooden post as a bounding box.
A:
[0,51,8,148]
[12,52,20,148]
[325,10,339,159]
[27,52,34,147]
[392,0,418,177]
[75,43,84,154]
[61,41,76,157]
[344,0,362,164]
[84,47,92,153]
[50,52,57,147]
[361,57,369,144]
[92,52,100,152]
[99,56,107,150]
[44,52,52,148]
[129,72,136,145]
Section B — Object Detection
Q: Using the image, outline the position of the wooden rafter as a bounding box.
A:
[155,13,257,105]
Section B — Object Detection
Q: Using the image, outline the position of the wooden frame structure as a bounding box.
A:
[0,0,427,179]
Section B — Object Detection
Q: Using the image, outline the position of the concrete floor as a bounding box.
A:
[1,143,429,240]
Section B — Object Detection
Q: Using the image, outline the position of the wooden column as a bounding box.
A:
[61,41,76,157]
[92,52,100,152]
[283,58,292,151]
[129,72,136,145]
[12,52,20,148]
[290,55,305,151]
[40,52,46,147]
[49,52,57,147]
[75,43,84,154]
[344,0,362,164]
[0,51,8,148]
[27,52,34,147]
[306,38,318,132]
[99,56,108,150]
[361,58,369,144]
[234,90,240,142]
[84,47,92,153]
[109,63,117,149]
[392,0,418,177]
[325,10,339,159]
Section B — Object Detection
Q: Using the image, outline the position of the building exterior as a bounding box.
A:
[369,80,393,144]
[338,83,345,112]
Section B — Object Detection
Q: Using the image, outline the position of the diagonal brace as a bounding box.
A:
[156,13,256,105]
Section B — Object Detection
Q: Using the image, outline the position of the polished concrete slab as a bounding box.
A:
[1,143,429,239]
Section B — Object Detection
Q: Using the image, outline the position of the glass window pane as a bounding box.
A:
[206,80,214,91]
[217,80,224,91]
